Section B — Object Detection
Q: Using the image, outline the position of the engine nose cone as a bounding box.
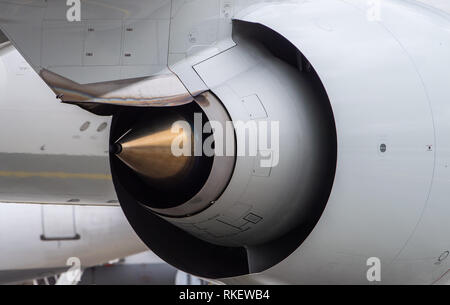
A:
[114,113,195,190]
[109,143,122,154]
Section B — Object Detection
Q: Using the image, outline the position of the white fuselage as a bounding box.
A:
[0,43,117,205]
[0,203,147,284]
[0,43,147,284]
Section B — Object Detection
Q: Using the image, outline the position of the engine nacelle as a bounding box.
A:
[110,20,336,277]
[110,0,450,284]
[113,29,336,244]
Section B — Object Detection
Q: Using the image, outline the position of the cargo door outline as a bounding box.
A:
[40,205,80,241]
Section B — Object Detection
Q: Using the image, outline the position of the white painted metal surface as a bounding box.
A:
[0,44,117,205]
[0,203,147,284]
[42,205,77,240]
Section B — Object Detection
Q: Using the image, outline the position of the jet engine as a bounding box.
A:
[109,21,337,278]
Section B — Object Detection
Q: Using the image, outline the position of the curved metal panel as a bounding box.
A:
[233,0,441,284]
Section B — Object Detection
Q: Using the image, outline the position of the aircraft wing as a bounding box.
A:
[0,0,238,110]
[0,0,173,83]
[0,0,448,110]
